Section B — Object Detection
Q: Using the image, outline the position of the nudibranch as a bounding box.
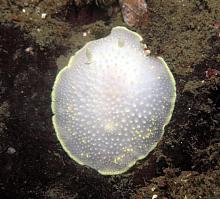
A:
[51,27,176,175]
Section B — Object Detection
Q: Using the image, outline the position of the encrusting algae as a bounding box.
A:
[119,0,148,27]
[51,27,176,175]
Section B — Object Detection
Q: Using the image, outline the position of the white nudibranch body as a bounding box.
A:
[51,26,176,175]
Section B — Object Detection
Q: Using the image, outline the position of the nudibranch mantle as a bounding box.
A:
[51,26,176,175]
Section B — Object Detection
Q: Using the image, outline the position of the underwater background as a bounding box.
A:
[0,0,219,198]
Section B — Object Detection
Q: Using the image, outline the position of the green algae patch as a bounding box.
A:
[141,0,220,69]
[183,80,205,95]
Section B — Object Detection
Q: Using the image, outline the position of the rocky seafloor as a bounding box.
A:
[0,0,219,198]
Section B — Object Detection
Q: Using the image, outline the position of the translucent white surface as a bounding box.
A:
[52,27,176,175]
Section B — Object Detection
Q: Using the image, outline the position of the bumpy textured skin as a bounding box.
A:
[51,27,176,175]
